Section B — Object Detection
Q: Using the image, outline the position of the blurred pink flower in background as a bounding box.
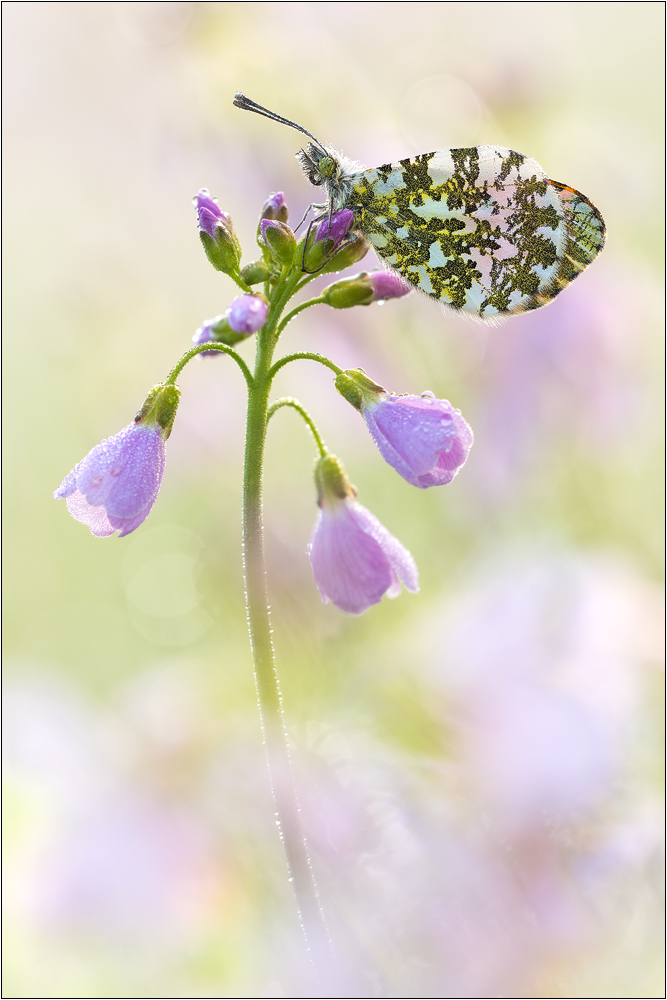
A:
[468,272,647,502]
[5,541,663,1000]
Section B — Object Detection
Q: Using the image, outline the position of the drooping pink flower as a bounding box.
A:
[308,454,419,614]
[55,423,166,538]
[363,392,473,488]
[334,370,474,488]
[54,385,179,537]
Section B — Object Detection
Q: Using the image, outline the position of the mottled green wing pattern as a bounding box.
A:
[348,147,605,319]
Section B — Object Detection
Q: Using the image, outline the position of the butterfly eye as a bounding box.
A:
[317,156,335,180]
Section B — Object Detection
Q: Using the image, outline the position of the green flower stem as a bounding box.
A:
[294,274,320,295]
[241,271,331,964]
[165,343,253,388]
[276,296,326,338]
[269,352,344,381]
[267,397,328,457]
[231,269,253,293]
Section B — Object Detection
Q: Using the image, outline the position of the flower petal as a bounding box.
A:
[65,490,117,537]
[309,506,392,615]
[75,424,164,519]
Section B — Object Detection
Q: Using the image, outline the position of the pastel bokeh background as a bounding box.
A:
[3,3,664,997]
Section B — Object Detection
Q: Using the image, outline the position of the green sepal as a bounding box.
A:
[314,453,356,506]
[209,315,251,347]
[135,383,181,439]
[199,222,242,275]
[155,384,181,438]
[334,368,386,410]
[261,222,297,265]
[322,273,375,309]
[318,233,370,275]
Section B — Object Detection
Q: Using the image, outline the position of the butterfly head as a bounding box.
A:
[233,93,363,210]
[296,142,344,187]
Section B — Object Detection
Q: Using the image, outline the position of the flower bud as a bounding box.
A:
[302,209,357,273]
[192,315,247,357]
[313,209,355,247]
[368,271,412,301]
[322,273,375,309]
[333,368,386,410]
[260,219,297,265]
[240,260,271,285]
[195,188,242,274]
[318,232,370,274]
[259,191,289,224]
[226,294,268,334]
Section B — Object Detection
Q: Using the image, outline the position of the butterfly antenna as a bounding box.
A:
[233,93,327,153]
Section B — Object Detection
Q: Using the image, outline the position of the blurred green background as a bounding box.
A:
[3,3,664,997]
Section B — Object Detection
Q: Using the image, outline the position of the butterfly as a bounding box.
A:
[233,93,605,321]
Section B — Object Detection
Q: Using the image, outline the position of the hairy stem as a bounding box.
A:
[276,296,326,338]
[269,351,344,381]
[267,396,329,457]
[242,274,331,969]
[165,342,253,387]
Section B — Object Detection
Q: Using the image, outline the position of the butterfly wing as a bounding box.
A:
[348,147,605,319]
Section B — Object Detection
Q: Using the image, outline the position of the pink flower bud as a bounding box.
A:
[260,191,289,223]
[195,188,241,273]
[226,295,268,334]
[368,271,413,302]
[313,208,355,247]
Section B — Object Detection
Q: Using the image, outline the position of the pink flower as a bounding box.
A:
[362,392,473,488]
[54,423,166,538]
[308,455,419,615]
[54,384,179,537]
[334,370,473,488]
